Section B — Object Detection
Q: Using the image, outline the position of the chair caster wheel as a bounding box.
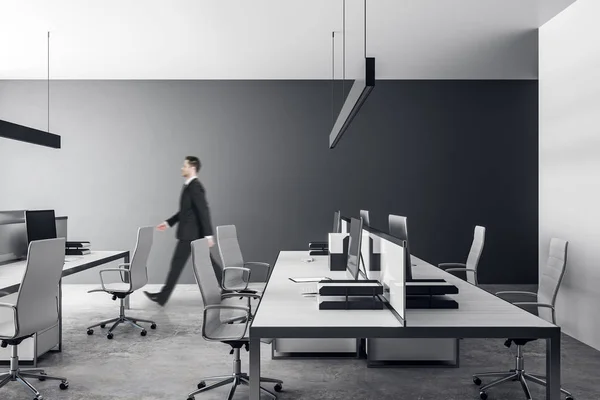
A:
[473,377,481,385]
[100,324,106,328]
[60,382,69,390]
[150,323,157,329]
[187,397,195,400]
[38,372,47,381]
[34,396,43,400]
[197,381,206,389]
[107,333,114,340]
[141,330,147,336]
[566,396,574,400]
[274,383,283,392]
[480,391,488,400]
[87,329,93,335]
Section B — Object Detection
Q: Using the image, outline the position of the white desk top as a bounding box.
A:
[250,251,403,331]
[250,251,557,339]
[407,255,555,329]
[0,251,128,293]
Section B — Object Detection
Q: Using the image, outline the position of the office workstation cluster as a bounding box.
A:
[0,206,575,400]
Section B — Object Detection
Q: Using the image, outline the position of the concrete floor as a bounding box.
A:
[1,284,599,400]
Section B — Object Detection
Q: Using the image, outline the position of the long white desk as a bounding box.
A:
[249,251,562,400]
[0,250,129,365]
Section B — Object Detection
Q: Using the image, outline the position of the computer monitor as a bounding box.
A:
[25,210,57,245]
[388,214,413,281]
[333,211,341,233]
[346,217,364,280]
[360,209,370,227]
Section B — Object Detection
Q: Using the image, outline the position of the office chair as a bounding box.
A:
[86,226,157,339]
[216,225,270,293]
[0,238,69,399]
[186,238,283,400]
[439,225,486,285]
[389,214,410,255]
[473,238,574,400]
[360,209,370,227]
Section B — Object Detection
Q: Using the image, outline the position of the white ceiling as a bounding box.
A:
[0,0,575,80]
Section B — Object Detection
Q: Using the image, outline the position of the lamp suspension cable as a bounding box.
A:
[364,0,367,58]
[47,31,50,133]
[342,0,345,100]
[332,31,335,126]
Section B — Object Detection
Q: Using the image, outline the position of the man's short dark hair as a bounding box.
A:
[185,156,201,172]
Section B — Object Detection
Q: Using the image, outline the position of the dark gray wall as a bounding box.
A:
[0,80,538,284]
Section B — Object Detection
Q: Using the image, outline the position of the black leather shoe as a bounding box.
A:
[144,291,166,306]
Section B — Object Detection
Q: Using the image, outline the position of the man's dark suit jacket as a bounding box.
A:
[166,178,213,241]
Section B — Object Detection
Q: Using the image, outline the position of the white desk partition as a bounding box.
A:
[340,218,349,234]
[361,229,383,280]
[379,235,405,322]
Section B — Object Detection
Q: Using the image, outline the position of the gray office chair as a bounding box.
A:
[473,238,574,400]
[0,238,69,399]
[360,209,370,227]
[216,225,270,293]
[439,225,486,285]
[389,214,410,255]
[186,238,283,400]
[86,226,157,339]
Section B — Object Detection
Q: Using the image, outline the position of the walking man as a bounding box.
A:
[145,156,214,306]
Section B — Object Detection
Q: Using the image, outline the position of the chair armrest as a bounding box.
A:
[221,292,261,300]
[222,267,251,291]
[202,305,250,341]
[496,291,537,297]
[513,301,556,324]
[244,262,270,282]
[99,268,132,292]
[0,302,18,337]
[438,263,466,269]
[117,263,131,283]
[444,268,477,273]
[513,302,554,309]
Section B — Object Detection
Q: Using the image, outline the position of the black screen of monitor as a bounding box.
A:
[346,217,363,280]
[26,210,57,244]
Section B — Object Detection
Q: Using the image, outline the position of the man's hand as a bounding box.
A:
[207,237,215,247]
[157,222,168,231]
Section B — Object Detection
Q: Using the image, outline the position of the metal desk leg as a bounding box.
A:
[123,253,131,310]
[58,278,63,352]
[546,331,561,400]
[250,336,261,400]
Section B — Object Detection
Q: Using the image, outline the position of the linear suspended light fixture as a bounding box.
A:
[329,0,374,149]
[0,32,61,149]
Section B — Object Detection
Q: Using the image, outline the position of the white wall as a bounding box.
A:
[539,0,600,351]
[0,0,574,80]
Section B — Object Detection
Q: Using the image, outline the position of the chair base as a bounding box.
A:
[187,373,283,400]
[87,297,156,338]
[0,345,68,400]
[474,345,574,400]
[187,347,282,400]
